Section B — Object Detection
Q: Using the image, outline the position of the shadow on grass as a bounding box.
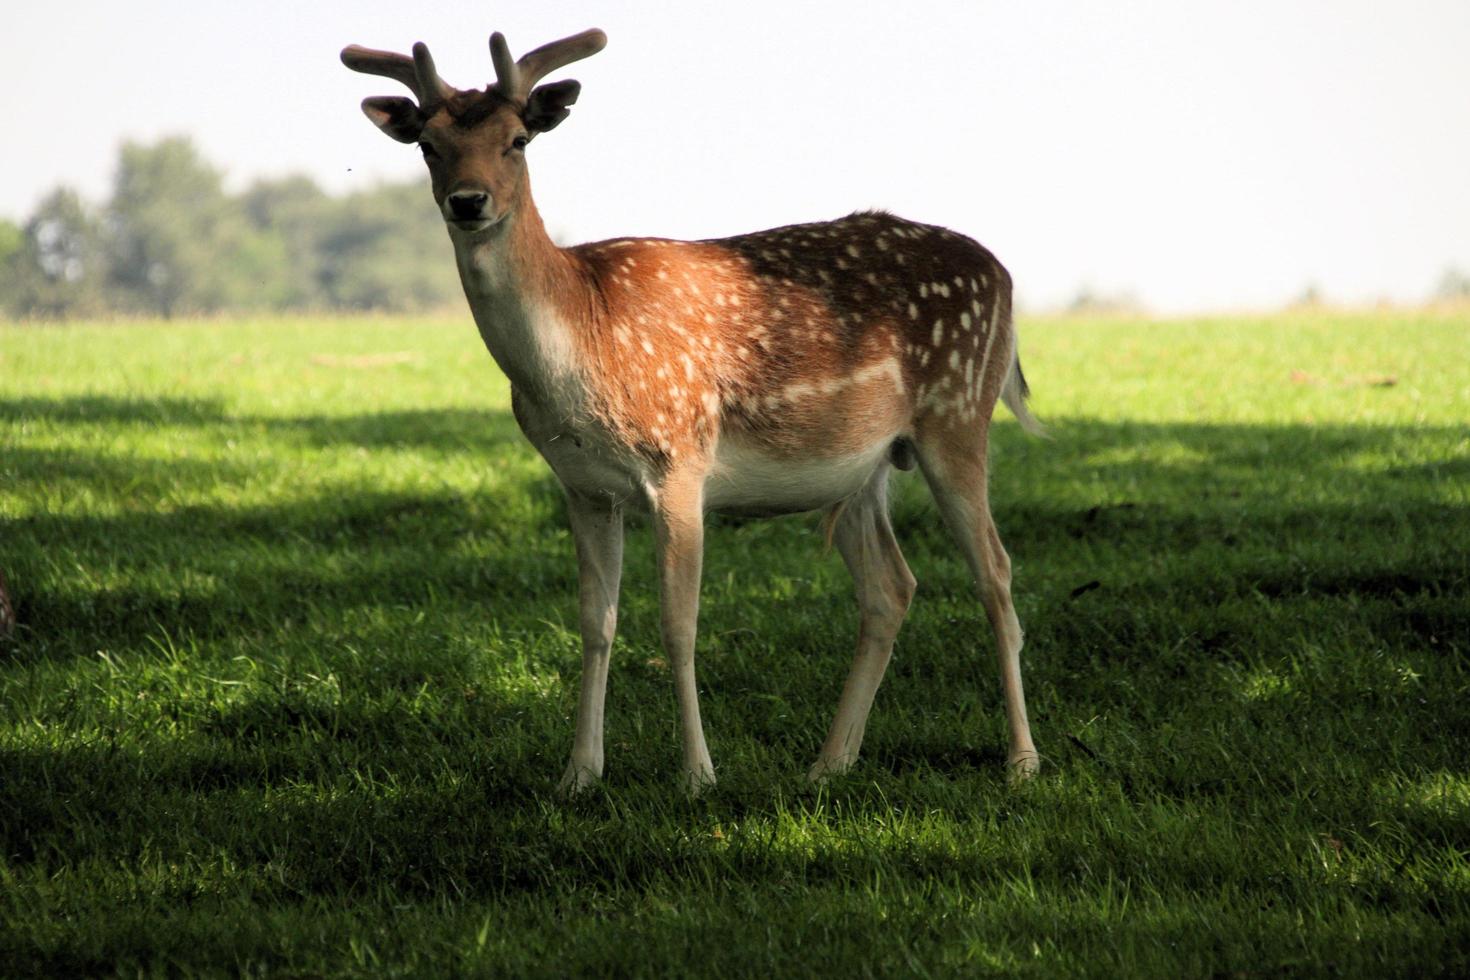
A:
[5,488,577,652]
[0,393,527,454]
[4,394,1465,661]
[0,394,228,426]
[2,397,1467,841]
[260,407,527,454]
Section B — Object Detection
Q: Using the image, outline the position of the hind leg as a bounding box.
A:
[809,466,917,780]
[915,424,1039,778]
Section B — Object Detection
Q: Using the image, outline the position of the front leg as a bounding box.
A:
[652,472,715,793]
[558,491,625,794]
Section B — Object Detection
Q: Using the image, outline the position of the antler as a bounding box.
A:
[340,41,455,111]
[488,29,607,103]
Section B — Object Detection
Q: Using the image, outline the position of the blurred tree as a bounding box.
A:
[1,189,110,318]
[241,175,334,309]
[1291,283,1325,308]
[107,136,289,315]
[1433,266,1470,302]
[0,219,21,267]
[318,183,460,311]
[1,137,465,319]
[1066,284,1143,315]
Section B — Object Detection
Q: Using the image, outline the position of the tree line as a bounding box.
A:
[0,137,462,319]
[6,136,1468,320]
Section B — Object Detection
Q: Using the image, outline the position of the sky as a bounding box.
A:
[7,0,1469,312]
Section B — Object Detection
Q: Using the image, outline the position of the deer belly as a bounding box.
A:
[536,433,649,503]
[704,435,891,516]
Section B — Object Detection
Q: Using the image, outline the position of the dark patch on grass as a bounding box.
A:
[0,394,227,426]
[3,318,1469,976]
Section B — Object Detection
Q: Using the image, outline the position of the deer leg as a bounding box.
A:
[652,474,715,793]
[916,434,1040,779]
[809,467,916,780]
[558,491,626,795]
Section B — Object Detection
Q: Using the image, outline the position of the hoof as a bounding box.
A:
[558,762,601,796]
[682,765,716,796]
[806,755,855,783]
[1007,750,1041,784]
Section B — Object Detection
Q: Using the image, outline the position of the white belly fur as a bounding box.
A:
[704,434,891,515]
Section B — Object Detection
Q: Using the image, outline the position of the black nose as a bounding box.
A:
[448,191,489,219]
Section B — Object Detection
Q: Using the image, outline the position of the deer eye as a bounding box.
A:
[511,134,529,151]
[418,142,439,159]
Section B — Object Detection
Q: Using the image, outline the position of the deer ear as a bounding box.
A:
[523,79,582,133]
[361,96,426,143]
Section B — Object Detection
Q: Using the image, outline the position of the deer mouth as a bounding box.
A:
[449,214,503,234]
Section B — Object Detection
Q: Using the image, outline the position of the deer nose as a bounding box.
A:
[448,191,489,220]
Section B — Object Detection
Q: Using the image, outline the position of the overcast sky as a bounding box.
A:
[8,0,1469,312]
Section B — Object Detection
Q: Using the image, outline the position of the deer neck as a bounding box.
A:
[451,181,591,407]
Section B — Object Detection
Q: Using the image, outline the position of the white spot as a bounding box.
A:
[976,302,1002,390]
[932,319,944,345]
[908,302,919,320]
[919,284,928,298]
[949,349,961,369]
[960,311,972,331]
[846,244,860,259]
[641,339,655,355]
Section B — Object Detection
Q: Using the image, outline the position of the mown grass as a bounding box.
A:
[1,308,1467,977]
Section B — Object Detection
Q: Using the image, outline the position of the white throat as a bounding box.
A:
[452,228,581,405]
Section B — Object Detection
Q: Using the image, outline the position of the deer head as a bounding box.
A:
[341,29,606,233]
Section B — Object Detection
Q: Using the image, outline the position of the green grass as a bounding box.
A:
[2,308,1467,977]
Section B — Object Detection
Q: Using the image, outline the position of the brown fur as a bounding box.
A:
[559,212,1013,469]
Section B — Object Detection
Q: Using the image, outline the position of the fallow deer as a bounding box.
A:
[342,28,1042,793]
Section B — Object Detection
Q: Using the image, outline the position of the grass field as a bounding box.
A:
[2,308,1468,977]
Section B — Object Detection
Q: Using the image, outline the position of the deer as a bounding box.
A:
[341,27,1043,794]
